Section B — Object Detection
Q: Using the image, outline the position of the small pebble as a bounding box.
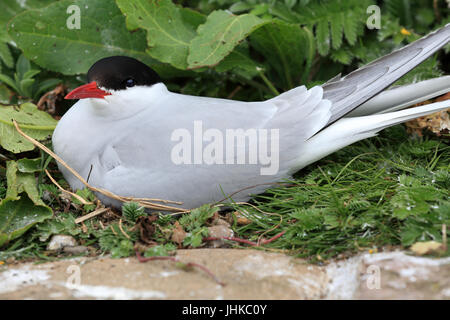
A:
[47,235,78,251]
[63,246,89,255]
[207,225,234,248]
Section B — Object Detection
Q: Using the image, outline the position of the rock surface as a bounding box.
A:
[0,249,449,299]
[46,235,78,251]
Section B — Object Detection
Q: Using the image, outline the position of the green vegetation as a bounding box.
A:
[0,0,448,262]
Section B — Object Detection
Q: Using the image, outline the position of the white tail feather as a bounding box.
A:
[347,76,450,117]
[292,100,450,173]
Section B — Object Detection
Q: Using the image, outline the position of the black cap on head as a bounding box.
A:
[87,56,161,91]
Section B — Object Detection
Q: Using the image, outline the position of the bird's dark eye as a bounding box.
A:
[125,78,135,87]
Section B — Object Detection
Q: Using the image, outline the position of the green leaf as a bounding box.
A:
[0,0,54,43]
[6,161,43,205]
[0,84,13,104]
[188,10,266,69]
[0,194,52,247]
[400,222,424,246]
[183,226,209,248]
[23,70,41,80]
[285,0,298,9]
[385,0,413,28]
[290,208,324,231]
[268,2,299,23]
[110,239,134,258]
[99,223,136,258]
[116,0,198,70]
[331,47,353,65]
[215,44,260,79]
[0,42,14,69]
[122,201,146,223]
[34,78,62,100]
[316,19,330,56]
[19,78,35,98]
[17,158,42,173]
[179,205,217,231]
[180,7,207,28]
[330,12,344,49]
[72,188,96,212]
[343,11,358,45]
[0,160,52,247]
[16,54,31,81]
[8,0,161,75]
[34,213,79,242]
[251,21,314,88]
[250,4,268,16]
[293,0,372,51]
[0,103,57,153]
[0,74,19,93]
[229,2,253,13]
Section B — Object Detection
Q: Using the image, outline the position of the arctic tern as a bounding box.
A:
[53,24,450,210]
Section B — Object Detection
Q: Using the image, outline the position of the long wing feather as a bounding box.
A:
[322,23,450,124]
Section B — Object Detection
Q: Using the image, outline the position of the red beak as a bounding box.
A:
[65,81,111,100]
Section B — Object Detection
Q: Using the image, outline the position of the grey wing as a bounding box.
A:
[322,23,450,125]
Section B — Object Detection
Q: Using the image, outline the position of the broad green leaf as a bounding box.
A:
[229,2,253,13]
[0,0,54,43]
[250,4,269,16]
[17,158,42,173]
[0,194,52,247]
[0,42,14,69]
[0,0,53,74]
[0,160,52,247]
[116,0,198,70]
[215,44,260,79]
[8,0,161,75]
[251,21,314,88]
[0,84,13,104]
[0,103,57,153]
[6,161,43,205]
[180,7,207,28]
[188,10,266,69]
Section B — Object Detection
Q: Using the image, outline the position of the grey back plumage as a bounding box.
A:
[322,23,450,125]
